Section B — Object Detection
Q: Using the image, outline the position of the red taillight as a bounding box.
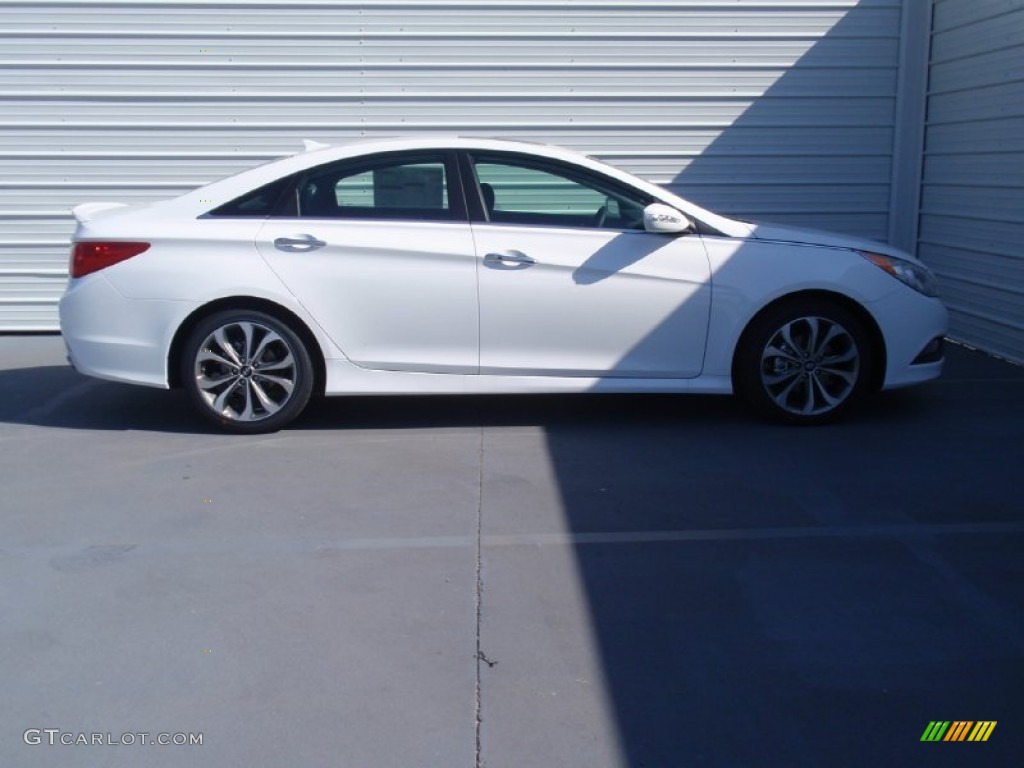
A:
[71,241,150,278]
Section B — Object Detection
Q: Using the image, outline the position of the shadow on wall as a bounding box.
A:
[662,6,901,244]
[530,7,1022,766]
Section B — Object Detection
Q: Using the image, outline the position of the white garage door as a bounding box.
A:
[0,0,904,330]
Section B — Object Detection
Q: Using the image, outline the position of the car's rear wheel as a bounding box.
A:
[734,299,873,424]
[181,310,314,433]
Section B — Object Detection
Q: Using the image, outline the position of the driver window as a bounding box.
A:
[471,155,648,230]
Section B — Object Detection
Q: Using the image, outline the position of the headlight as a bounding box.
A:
[859,251,940,298]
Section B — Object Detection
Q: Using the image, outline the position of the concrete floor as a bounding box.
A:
[0,335,1022,767]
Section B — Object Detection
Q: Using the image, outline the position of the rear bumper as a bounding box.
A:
[59,273,193,389]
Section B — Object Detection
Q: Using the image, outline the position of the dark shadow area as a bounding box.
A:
[0,365,212,434]
[543,344,1024,766]
[538,6,1024,766]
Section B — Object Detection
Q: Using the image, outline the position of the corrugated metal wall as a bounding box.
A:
[919,0,1024,362]
[1,0,903,330]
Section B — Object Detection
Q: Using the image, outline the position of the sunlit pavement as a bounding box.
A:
[1,334,1021,767]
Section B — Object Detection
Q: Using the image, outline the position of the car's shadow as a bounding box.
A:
[0,362,935,435]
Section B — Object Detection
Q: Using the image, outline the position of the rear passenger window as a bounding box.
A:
[206,176,293,218]
[296,154,457,221]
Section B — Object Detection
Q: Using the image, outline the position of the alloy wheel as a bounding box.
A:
[759,315,860,416]
[193,320,298,423]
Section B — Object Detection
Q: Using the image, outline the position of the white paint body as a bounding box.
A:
[59,137,947,399]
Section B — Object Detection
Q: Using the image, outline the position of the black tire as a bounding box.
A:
[180,309,314,433]
[733,299,874,425]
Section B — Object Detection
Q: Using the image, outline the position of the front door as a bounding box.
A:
[467,153,712,378]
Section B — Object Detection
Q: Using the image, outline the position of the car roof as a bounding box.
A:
[176,136,619,208]
[293,135,605,169]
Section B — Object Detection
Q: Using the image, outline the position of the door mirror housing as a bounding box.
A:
[643,203,692,234]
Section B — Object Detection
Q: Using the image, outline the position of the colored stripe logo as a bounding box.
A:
[921,721,997,742]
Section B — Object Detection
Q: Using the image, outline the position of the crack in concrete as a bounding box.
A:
[477,650,498,668]
[474,426,485,768]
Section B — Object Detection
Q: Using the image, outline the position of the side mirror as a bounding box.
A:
[643,203,692,234]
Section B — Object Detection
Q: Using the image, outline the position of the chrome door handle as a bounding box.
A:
[484,250,536,266]
[274,235,327,252]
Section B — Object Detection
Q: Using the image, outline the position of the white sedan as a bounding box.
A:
[60,137,947,432]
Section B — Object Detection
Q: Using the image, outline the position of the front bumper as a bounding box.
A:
[867,289,949,390]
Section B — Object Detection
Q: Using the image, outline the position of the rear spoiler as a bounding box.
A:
[298,139,330,154]
[72,202,128,224]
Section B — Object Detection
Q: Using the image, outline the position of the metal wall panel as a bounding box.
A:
[920,0,1024,362]
[0,0,903,330]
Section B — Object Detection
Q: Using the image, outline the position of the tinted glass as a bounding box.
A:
[297,154,455,221]
[471,155,650,230]
[207,176,293,217]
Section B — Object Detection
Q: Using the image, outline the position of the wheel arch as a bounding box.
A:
[731,289,887,392]
[167,297,327,395]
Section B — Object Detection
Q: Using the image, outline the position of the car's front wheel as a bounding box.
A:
[734,299,874,424]
[181,310,314,433]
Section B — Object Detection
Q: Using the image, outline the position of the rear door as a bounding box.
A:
[256,151,479,373]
